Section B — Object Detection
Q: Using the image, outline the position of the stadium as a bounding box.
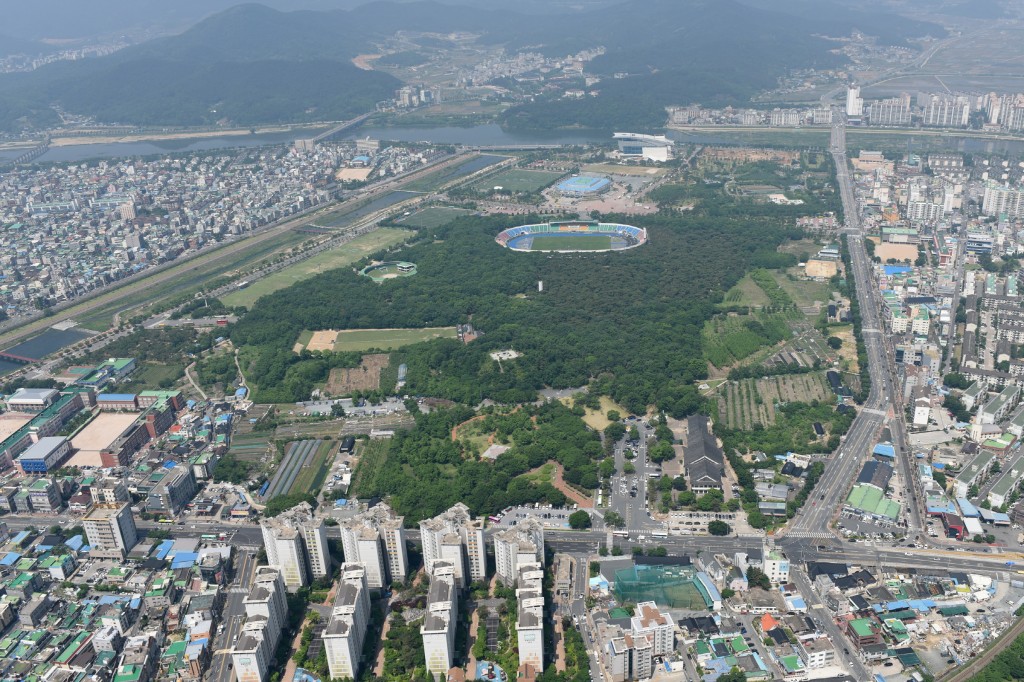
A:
[359,261,417,282]
[495,220,647,253]
[555,175,612,198]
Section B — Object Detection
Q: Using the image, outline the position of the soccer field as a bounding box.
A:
[529,235,613,251]
[398,206,471,229]
[471,169,563,193]
[333,327,458,352]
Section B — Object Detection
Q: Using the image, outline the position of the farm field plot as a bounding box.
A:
[718,372,830,430]
[703,311,796,369]
[529,234,613,251]
[397,206,471,229]
[720,274,771,308]
[222,228,413,308]
[348,438,391,498]
[471,169,563,193]
[228,433,273,464]
[325,353,390,394]
[331,327,458,352]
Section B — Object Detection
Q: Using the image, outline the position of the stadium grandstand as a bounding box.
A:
[496,220,647,252]
[613,132,675,162]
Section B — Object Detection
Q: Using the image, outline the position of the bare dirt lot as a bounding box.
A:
[325,354,390,394]
[306,330,339,352]
[874,243,918,262]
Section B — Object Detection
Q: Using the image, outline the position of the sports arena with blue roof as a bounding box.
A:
[555,175,611,197]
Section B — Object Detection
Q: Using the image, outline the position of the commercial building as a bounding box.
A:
[683,415,724,494]
[260,502,331,591]
[493,516,544,587]
[145,465,198,516]
[516,563,545,673]
[338,503,408,588]
[846,85,863,118]
[83,502,138,560]
[233,567,288,682]
[16,436,71,474]
[324,563,371,681]
[420,503,486,587]
[421,560,459,678]
[763,548,790,584]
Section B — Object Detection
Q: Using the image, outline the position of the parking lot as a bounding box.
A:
[492,505,576,529]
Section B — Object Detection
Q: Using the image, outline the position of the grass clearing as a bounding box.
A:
[562,395,629,430]
[582,163,667,177]
[772,271,834,310]
[329,327,458,352]
[829,324,859,372]
[396,206,471,229]
[222,228,413,308]
[348,438,391,498]
[470,169,563,193]
[520,462,555,484]
[529,234,613,251]
[132,362,183,388]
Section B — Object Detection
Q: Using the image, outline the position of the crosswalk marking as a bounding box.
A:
[785,531,834,539]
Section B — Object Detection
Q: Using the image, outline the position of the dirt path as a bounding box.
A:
[554,617,567,672]
[523,460,593,508]
[281,618,307,682]
[373,616,392,676]
[184,362,208,400]
[466,609,482,671]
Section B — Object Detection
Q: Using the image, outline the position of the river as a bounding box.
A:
[16,122,1024,163]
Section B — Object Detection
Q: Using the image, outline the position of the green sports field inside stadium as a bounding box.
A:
[529,234,613,251]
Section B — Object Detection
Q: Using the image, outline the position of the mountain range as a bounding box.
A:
[0,0,944,133]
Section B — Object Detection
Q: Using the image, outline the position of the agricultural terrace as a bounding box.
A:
[703,310,799,369]
[717,373,831,430]
[222,228,413,308]
[325,353,390,394]
[396,206,472,229]
[470,168,564,194]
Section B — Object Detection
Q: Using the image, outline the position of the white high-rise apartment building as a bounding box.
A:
[516,562,545,672]
[421,561,459,678]
[420,503,486,587]
[324,563,371,681]
[233,567,288,682]
[260,502,331,591]
[846,85,863,117]
[493,516,544,587]
[82,502,137,559]
[338,503,408,588]
[983,182,1024,219]
[631,602,674,657]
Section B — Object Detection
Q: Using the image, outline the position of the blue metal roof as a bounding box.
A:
[98,393,136,401]
[0,552,20,566]
[873,443,896,458]
[65,535,84,550]
[956,498,980,518]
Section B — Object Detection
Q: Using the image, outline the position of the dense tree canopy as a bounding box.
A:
[234,210,803,413]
